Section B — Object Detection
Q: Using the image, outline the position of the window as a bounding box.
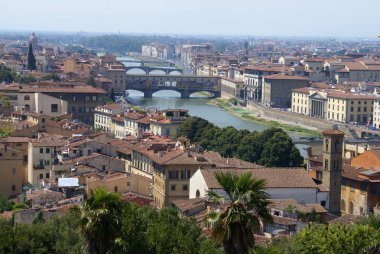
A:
[196,189,200,198]
[46,173,50,178]
[42,118,45,123]
[170,184,176,191]
[40,148,43,153]
[350,180,355,192]
[24,95,30,100]
[274,211,280,216]
[39,174,43,179]
[44,160,49,166]
[114,186,118,192]
[341,199,346,211]
[24,104,30,111]
[71,106,76,113]
[358,107,361,112]
[51,104,58,113]
[85,96,90,101]
[127,182,130,186]
[92,96,97,101]
[360,182,367,192]
[102,165,106,171]
[46,148,50,153]
[12,185,16,191]
[11,152,16,156]
[320,201,326,207]
[182,184,188,191]
[349,202,354,214]
[325,139,329,151]
[370,184,376,194]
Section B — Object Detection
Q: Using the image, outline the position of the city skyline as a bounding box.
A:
[1,0,380,38]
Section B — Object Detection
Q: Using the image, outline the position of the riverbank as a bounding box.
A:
[208,98,321,137]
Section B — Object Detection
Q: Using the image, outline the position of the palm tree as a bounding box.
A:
[72,187,123,254]
[205,172,272,254]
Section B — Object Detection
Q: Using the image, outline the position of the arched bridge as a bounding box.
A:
[125,74,221,98]
[125,66,183,75]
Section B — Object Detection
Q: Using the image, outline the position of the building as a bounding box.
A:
[291,87,376,124]
[320,128,345,214]
[221,77,244,99]
[262,74,309,108]
[27,134,67,186]
[94,104,124,133]
[189,167,324,205]
[0,144,26,198]
[149,109,189,138]
[243,65,289,102]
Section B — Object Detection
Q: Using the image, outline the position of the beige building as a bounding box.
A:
[0,144,27,198]
[221,77,244,98]
[94,104,123,133]
[262,74,309,108]
[292,87,376,124]
[79,171,151,197]
[27,134,66,186]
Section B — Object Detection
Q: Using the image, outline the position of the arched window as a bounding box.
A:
[24,104,30,111]
[349,201,354,214]
[196,189,200,198]
[24,95,30,101]
[341,199,346,212]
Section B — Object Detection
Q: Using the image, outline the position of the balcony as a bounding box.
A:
[33,164,45,170]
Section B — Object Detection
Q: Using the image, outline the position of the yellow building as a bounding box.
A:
[291,87,375,124]
[0,144,26,198]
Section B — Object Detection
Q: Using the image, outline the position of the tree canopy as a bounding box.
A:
[178,117,304,167]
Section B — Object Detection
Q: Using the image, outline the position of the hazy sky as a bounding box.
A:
[1,0,379,37]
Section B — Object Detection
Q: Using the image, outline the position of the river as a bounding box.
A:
[119,57,320,157]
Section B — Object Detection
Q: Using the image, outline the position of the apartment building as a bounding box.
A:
[262,74,309,108]
[0,144,26,198]
[291,87,376,124]
[94,104,124,133]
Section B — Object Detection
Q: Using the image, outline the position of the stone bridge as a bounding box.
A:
[125,74,221,98]
[125,66,183,75]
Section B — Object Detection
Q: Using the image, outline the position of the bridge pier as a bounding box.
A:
[181,91,190,99]
[144,91,153,98]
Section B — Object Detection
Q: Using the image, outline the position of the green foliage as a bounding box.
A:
[42,74,61,82]
[85,77,96,87]
[0,67,17,83]
[205,172,272,254]
[18,75,37,84]
[0,194,14,213]
[178,117,303,167]
[0,212,83,254]
[256,221,380,254]
[228,97,238,105]
[27,43,37,71]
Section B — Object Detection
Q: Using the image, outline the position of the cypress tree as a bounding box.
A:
[27,43,37,71]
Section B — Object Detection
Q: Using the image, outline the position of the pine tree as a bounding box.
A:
[27,43,37,71]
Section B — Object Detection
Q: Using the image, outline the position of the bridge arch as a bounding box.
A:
[148,69,166,75]
[125,89,145,97]
[152,89,181,98]
[168,70,182,75]
[189,91,217,98]
[126,68,147,75]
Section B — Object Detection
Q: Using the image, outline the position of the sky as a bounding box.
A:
[1,0,380,38]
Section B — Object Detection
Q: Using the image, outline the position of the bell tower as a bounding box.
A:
[322,127,345,215]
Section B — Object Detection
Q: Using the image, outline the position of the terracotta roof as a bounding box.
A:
[322,129,345,136]
[329,214,360,225]
[265,74,309,81]
[272,216,297,225]
[99,104,120,110]
[269,199,327,213]
[3,136,29,143]
[201,168,317,189]
[19,85,106,94]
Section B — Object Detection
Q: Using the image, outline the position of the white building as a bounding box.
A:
[189,168,327,206]
[94,104,123,133]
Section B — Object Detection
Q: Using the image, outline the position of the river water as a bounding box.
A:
[120,57,320,157]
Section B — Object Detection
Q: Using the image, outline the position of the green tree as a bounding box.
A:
[0,194,13,213]
[85,77,96,87]
[72,187,122,254]
[42,74,61,82]
[0,67,17,83]
[18,75,37,84]
[27,43,37,71]
[205,172,272,254]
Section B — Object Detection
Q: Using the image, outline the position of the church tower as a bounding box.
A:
[322,127,345,215]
